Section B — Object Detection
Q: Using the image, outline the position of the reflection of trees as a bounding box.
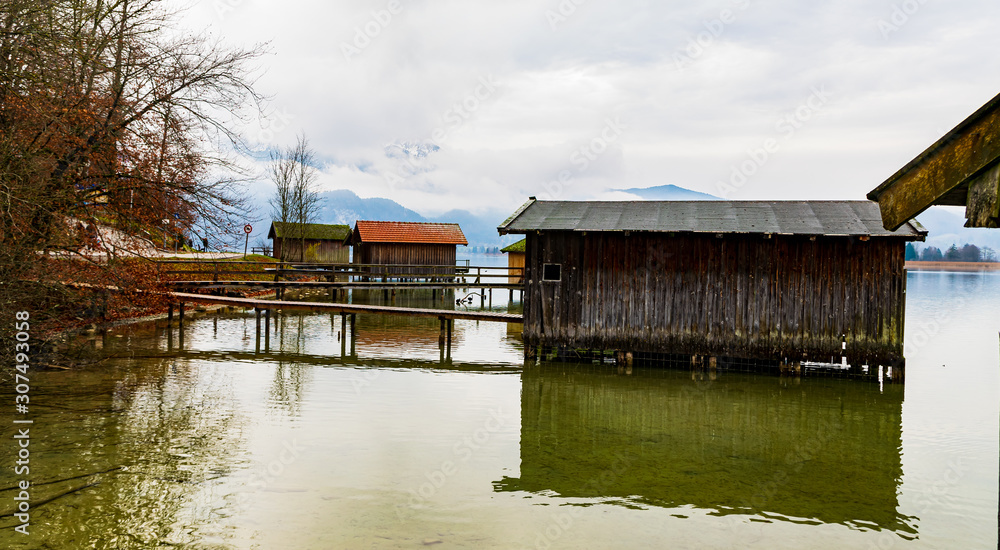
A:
[496,365,916,536]
[0,356,248,548]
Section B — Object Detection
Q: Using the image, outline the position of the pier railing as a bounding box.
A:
[154,259,524,285]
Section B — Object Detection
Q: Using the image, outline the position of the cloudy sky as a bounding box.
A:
[179,0,1000,219]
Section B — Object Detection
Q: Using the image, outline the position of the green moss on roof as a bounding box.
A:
[269,222,351,241]
[501,238,525,253]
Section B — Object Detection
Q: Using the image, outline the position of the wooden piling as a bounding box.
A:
[349,314,356,356]
[264,309,270,350]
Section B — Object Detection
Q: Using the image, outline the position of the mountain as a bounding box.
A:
[616,184,721,200]
[313,190,511,247]
[316,189,425,225]
[310,185,725,247]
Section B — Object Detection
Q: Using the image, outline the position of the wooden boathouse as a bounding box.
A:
[268,222,351,263]
[497,199,926,371]
[349,221,467,277]
[501,239,525,284]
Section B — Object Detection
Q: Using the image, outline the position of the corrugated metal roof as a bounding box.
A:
[268,222,351,241]
[353,221,468,245]
[498,200,926,239]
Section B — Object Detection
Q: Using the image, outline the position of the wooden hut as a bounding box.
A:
[267,222,351,263]
[868,91,1000,229]
[497,199,926,372]
[501,239,525,284]
[349,221,467,278]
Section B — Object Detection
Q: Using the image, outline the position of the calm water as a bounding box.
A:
[1,268,997,549]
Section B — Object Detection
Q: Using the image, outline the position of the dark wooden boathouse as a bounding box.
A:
[497,199,926,371]
[349,221,467,277]
[268,221,351,263]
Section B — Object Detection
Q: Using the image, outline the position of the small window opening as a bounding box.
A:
[543,263,561,282]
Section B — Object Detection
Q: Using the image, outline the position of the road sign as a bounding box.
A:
[244,224,253,234]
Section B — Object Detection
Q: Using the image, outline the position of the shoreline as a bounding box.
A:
[905,261,1000,272]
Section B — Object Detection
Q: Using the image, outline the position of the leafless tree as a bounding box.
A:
[268,134,321,261]
[0,0,267,361]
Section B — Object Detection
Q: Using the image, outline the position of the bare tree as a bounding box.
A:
[0,0,267,361]
[268,134,321,261]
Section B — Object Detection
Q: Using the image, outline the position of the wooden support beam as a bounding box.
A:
[869,92,1000,229]
[966,162,1000,228]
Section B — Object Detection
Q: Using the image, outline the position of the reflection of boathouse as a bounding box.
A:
[495,366,916,535]
[498,199,926,371]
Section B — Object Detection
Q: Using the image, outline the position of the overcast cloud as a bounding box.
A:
[180,0,1000,218]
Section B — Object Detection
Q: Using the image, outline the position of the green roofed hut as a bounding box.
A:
[501,239,525,284]
[267,222,352,263]
[498,198,927,379]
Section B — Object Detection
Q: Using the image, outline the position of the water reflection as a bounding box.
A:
[496,364,917,536]
[0,357,248,548]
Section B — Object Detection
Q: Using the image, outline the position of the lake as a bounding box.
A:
[1,267,997,549]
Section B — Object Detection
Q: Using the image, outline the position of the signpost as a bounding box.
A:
[243,224,252,259]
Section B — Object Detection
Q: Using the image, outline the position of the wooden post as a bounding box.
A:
[264,309,270,351]
[446,319,453,356]
[167,303,173,325]
[439,318,446,347]
[255,308,261,353]
[350,314,356,356]
[489,289,492,308]
[179,302,185,324]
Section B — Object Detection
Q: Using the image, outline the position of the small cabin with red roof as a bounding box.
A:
[348,221,467,277]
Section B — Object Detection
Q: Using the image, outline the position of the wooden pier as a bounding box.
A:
[163,290,523,360]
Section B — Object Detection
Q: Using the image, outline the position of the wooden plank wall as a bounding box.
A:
[275,239,349,263]
[507,252,525,284]
[354,243,457,276]
[522,232,907,366]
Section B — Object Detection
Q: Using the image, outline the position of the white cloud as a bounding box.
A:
[176,0,1000,217]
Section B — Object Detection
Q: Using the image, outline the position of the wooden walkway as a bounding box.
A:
[167,291,523,324]
[164,280,523,291]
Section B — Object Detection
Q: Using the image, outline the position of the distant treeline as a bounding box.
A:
[907,243,998,262]
[465,245,503,254]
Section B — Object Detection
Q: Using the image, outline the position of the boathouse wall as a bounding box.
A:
[522,231,908,366]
